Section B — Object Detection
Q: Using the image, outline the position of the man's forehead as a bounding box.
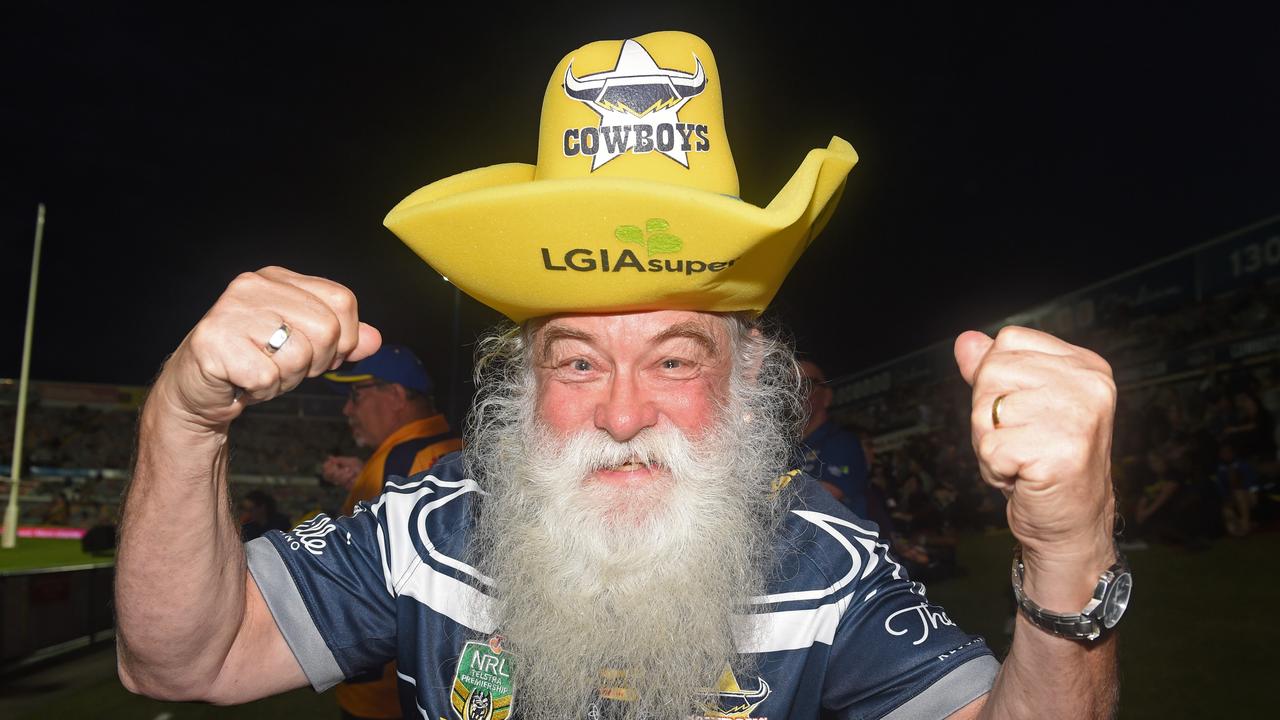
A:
[530,310,731,352]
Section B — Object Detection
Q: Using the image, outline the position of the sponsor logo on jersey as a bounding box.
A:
[450,638,514,720]
[539,219,738,276]
[281,514,340,556]
[884,602,956,646]
[562,38,710,170]
[693,667,771,719]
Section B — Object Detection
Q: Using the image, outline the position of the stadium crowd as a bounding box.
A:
[0,400,358,530]
[3,275,1278,560]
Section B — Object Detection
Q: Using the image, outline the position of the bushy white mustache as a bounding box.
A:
[523,424,710,482]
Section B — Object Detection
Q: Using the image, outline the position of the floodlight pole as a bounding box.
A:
[3,204,45,549]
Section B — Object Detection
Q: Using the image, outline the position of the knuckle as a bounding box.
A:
[971,403,988,429]
[977,431,1000,459]
[1083,370,1117,407]
[326,286,357,315]
[995,325,1028,344]
[315,320,341,350]
[231,271,263,291]
[253,364,279,390]
[1092,352,1114,377]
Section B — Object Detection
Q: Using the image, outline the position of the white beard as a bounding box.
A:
[467,418,783,720]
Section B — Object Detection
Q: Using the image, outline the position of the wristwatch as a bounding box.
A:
[1011,545,1132,641]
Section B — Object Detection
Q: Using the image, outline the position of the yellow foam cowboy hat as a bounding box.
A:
[385,31,857,323]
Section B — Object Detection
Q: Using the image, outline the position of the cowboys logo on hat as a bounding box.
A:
[385,31,858,322]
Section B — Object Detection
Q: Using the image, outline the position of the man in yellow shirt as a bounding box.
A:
[321,343,461,719]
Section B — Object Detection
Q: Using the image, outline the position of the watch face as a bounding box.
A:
[1102,572,1133,629]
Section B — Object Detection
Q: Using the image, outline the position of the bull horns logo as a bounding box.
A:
[564,40,707,116]
[562,38,710,169]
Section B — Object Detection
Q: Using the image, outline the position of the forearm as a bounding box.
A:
[979,541,1119,719]
[116,377,247,699]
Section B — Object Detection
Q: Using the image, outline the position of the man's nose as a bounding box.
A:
[594,373,658,442]
[342,396,356,416]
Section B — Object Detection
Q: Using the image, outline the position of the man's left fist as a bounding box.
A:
[954,326,1117,560]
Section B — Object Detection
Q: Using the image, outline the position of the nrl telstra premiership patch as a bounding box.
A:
[562,38,710,170]
[450,637,515,720]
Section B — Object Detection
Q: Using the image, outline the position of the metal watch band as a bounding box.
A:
[1011,567,1102,640]
[1010,545,1126,642]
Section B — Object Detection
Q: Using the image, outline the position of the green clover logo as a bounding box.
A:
[614,218,683,255]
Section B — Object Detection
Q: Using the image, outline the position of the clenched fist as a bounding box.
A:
[954,326,1117,572]
[156,267,382,431]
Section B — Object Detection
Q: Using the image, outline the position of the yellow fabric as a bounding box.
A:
[384,31,857,322]
[335,414,461,718]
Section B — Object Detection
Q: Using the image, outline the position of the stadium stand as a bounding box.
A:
[826,217,1280,564]
[0,385,359,532]
[3,218,1278,555]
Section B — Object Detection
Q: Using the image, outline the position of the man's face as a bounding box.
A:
[531,310,735,490]
[343,381,400,447]
[469,309,791,718]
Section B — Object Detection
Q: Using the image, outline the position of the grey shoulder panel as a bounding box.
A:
[245,537,346,692]
[881,655,999,720]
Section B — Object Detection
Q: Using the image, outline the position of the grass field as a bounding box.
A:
[0,538,113,572]
[3,531,1276,718]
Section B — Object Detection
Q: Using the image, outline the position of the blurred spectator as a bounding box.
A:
[797,360,869,517]
[239,490,290,541]
[320,344,463,720]
[42,493,70,525]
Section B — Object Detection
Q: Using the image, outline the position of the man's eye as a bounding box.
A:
[571,359,592,372]
[662,359,684,370]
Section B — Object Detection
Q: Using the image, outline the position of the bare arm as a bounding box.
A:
[115,268,379,703]
[946,327,1123,719]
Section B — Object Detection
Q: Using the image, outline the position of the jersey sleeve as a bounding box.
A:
[245,502,403,691]
[817,517,998,718]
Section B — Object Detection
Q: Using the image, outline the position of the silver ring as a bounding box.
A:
[266,324,290,353]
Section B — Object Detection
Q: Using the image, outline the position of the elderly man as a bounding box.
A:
[116,32,1127,720]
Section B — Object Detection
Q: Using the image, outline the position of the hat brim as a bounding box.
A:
[385,137,857,322]
[320,370,374,395]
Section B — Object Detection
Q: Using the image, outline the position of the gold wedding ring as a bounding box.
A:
[992,394,1007,428]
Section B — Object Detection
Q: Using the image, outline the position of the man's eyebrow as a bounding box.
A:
[650,321,720,358]
[538,325,596,359]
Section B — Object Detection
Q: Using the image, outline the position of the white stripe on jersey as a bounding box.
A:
[370,473,498,633]
[413,477,494,587]
[751,510,881,605]
[734,510,905,653]
[399,559,497,633]
[381,484,432,596]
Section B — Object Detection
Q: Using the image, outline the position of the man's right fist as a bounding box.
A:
[156,267,381,430]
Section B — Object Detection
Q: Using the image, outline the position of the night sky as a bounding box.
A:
[2,3,1277,399]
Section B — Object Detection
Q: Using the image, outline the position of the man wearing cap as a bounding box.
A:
[116,32,1125,719]
[321,344,462,720]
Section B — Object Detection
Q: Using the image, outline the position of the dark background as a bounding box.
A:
[2,2,1276,396]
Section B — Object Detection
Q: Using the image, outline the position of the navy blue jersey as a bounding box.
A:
[247,453,996,719]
